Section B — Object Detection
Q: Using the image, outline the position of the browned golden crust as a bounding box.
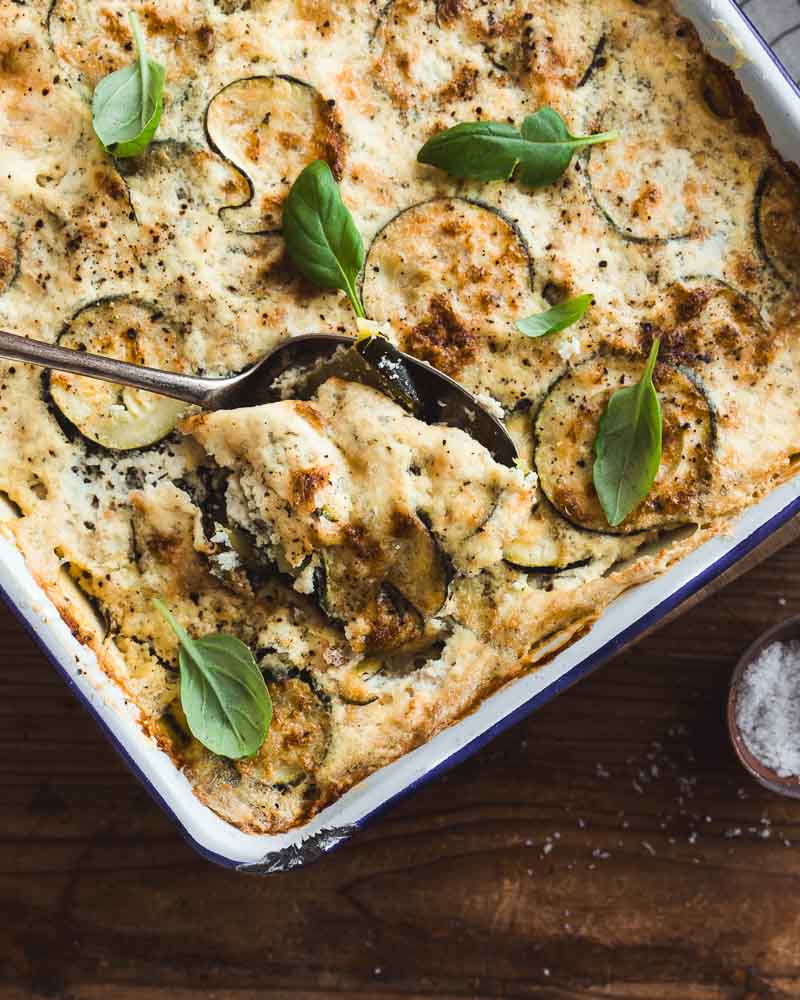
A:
[405,295,479,376]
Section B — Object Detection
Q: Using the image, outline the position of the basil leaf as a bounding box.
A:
[592,339,662,528]
[283,159,366,318]
[154,598,272,759]
[416,121,527,183]
[516,293,593,338]
[417,106,618,189]
[92,11,165,159]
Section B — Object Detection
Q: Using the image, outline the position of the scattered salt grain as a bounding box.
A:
[736,640,800,777]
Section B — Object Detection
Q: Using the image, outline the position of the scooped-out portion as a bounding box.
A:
[182,377,536,655]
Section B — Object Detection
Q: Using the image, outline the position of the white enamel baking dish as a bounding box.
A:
[3,0,799,872]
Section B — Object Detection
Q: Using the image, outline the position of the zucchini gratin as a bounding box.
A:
[1,0,799,833]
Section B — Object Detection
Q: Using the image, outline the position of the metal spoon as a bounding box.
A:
[0,329,518,466]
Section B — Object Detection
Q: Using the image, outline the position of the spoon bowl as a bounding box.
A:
[727,614,800,798]
[0,329,518,466]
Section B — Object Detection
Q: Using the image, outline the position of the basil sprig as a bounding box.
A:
[92,11,165,159]
[154,598,272,759]
[283,160,366,318]
[417,107,618,188]
[593,339,663,528]
[516,293,593,338]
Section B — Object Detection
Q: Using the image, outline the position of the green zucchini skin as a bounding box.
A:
[534,352,715,535]
[204,75,345,234]
[585,144,695,246]
[754,166,800,286]
[356,336,424,419]
[47,296,188,452]
[577,33,608,88]
[505,556,592,576]
[313,511,449,656]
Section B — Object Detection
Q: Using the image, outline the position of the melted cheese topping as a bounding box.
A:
[0,0,798,832]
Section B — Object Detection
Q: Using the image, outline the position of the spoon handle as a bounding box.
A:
[0,329,214,406]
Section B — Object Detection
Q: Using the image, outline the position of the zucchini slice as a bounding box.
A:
[288,340,424,419]
[656,277,773,377]
[586,136,700,244]
[48,297,189,451]
[755,166,800,286]
[699,61,760,133]
[373,0,603,105]
[477,0,604,87]
[361,198,534,377]
[237,671,331,789]
[116,139,249,228]
[584,45,712,245]
[502,497,647,575]
[701,62,741,121]
[372,0,480,108]
[315,511,449,655]
[535,354,715,534]
[204,76,345,234]
[337,640,447,705]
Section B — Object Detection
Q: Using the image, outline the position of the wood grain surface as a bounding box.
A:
[4,538,800,999]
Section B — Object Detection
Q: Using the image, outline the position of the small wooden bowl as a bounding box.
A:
[727,615,800,798]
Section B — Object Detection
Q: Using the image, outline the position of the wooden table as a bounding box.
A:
[4,539,800,999]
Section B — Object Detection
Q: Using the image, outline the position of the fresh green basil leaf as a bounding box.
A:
[154,598,272,759]
[592,338,662,528]
[92,11,165,159]
[283,159,366,318]
[516,293,593,338]
[416,121,528,183]
[417,106,618,189]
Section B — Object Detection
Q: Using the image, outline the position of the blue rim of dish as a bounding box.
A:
[729,0,800,98]
[4,2,800,872]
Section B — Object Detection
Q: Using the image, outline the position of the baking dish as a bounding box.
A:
[3,0,799,872]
